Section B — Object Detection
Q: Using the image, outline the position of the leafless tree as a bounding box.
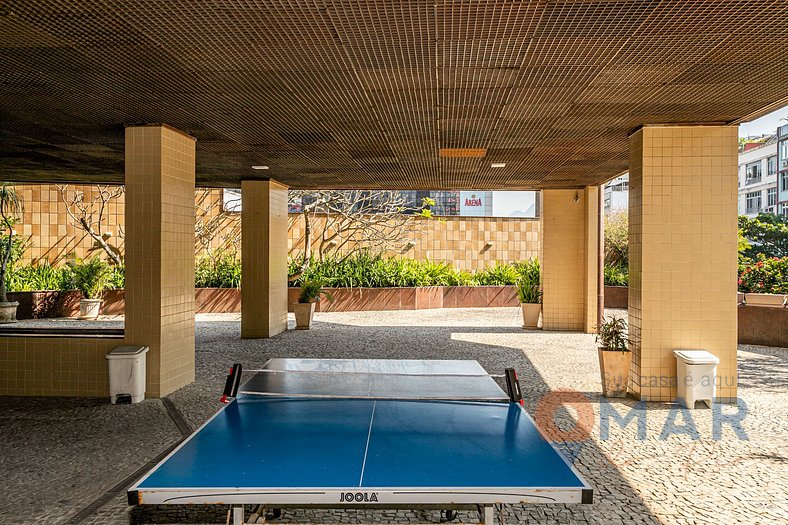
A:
[58,184,124,266]
[288,190,433,274]
[195,189,241,256]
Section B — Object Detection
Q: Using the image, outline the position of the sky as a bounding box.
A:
[738,105,788,138]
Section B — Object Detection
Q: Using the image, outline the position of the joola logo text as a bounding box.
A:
[340,492,379,502]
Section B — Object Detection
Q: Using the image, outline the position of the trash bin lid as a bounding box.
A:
[106,345,149,359]
[673,350,720,365]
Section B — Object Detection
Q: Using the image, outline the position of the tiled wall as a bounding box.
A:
[0,336,121,396]
[124,125,196,398]
[241,180,289,338]
[289,215,540,269]
[541,189,598,332]
[629,126,738,402]
[14,186,540,270]
[16,184,124,263]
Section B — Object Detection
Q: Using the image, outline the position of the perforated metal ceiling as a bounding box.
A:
[1,1,787,189]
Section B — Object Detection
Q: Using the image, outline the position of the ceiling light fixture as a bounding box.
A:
[491,163,506,168]
[251,165,269,170]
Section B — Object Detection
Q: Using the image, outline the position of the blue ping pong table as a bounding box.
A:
[128,359,592,524]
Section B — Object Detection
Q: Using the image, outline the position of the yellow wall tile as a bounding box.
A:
[629,126,738,402]
[241,180,289,338]
[542,189,599,332]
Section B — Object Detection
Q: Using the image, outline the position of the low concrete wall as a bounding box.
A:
[738,306,788,347]
[604,286,628,308]
[737,293,788,348]
[0,335,122,396]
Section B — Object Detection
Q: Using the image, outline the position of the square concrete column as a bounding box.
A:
[541,188,599,332]
[124,125,196,397]
[241,180,289,338]
[629,126,738,402]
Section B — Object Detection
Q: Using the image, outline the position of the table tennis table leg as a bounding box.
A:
[482,505,494,524]
[232,506,244,525]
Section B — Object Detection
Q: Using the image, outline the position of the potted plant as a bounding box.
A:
[516,258,541,329]
[517,279,542,328]
[0,184,23,323]
[68,257,112,319]
[292,279,332,330]
[596,315,632,398]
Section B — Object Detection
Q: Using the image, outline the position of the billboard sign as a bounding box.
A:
[459,191,491,216]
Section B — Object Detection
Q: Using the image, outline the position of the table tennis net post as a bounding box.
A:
[220,363,243,403]
[505,368,524,405]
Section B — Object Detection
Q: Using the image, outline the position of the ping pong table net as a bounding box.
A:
[221,363,524,405]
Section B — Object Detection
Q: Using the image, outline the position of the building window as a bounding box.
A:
[780,142,788,169]
[782,173,788,193]
[768,187,777,207]
[745,162,762,184]
[745,191,762,214]
[768,156,777,176]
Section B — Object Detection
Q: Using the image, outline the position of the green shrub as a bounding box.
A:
[604,211,629,267]
[474,261,521,285]
[0,232,30,268]
[7,261,72,292]
[107,265,125,289]
[739,213,788,259]
[297,279,333,303]
[67,257,112,299]
[604,265,628,287]
[446,269,477,286]
[290,252,540,289]
[596,315,631,352]
[514,258,540,287]
[195,250,241,288]
[738,256,788,294]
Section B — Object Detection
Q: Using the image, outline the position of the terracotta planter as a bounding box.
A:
[79,298,103,320]
[597,348,631,398]
[0,301,19,323]
[604,286,628,308]
[292,302,316,330]
[520,303,541,328]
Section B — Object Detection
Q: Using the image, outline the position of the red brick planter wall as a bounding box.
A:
[287,286,519,312]
[10,286,521,318]
[196,288,241,313]
[604,286,628,308]
[8,290,82,319]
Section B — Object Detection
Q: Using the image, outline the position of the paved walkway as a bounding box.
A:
[1,308,786,525]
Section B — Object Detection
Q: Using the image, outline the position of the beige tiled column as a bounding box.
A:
[629,125,738,402]
[541,188,599,332]
[125,125,196,398]
[241,180,289,338]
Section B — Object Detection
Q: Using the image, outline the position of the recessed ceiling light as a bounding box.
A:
[251,165,269,170]
[491,162,506,168]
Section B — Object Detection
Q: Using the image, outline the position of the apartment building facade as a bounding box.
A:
[778,124,788,216]
[603,175,629,214]
[738,136,778,217]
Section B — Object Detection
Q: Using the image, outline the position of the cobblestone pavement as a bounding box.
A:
[1,308,786,525]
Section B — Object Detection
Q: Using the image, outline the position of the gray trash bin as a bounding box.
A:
[106,345,149,404]
[673,350,719,409]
